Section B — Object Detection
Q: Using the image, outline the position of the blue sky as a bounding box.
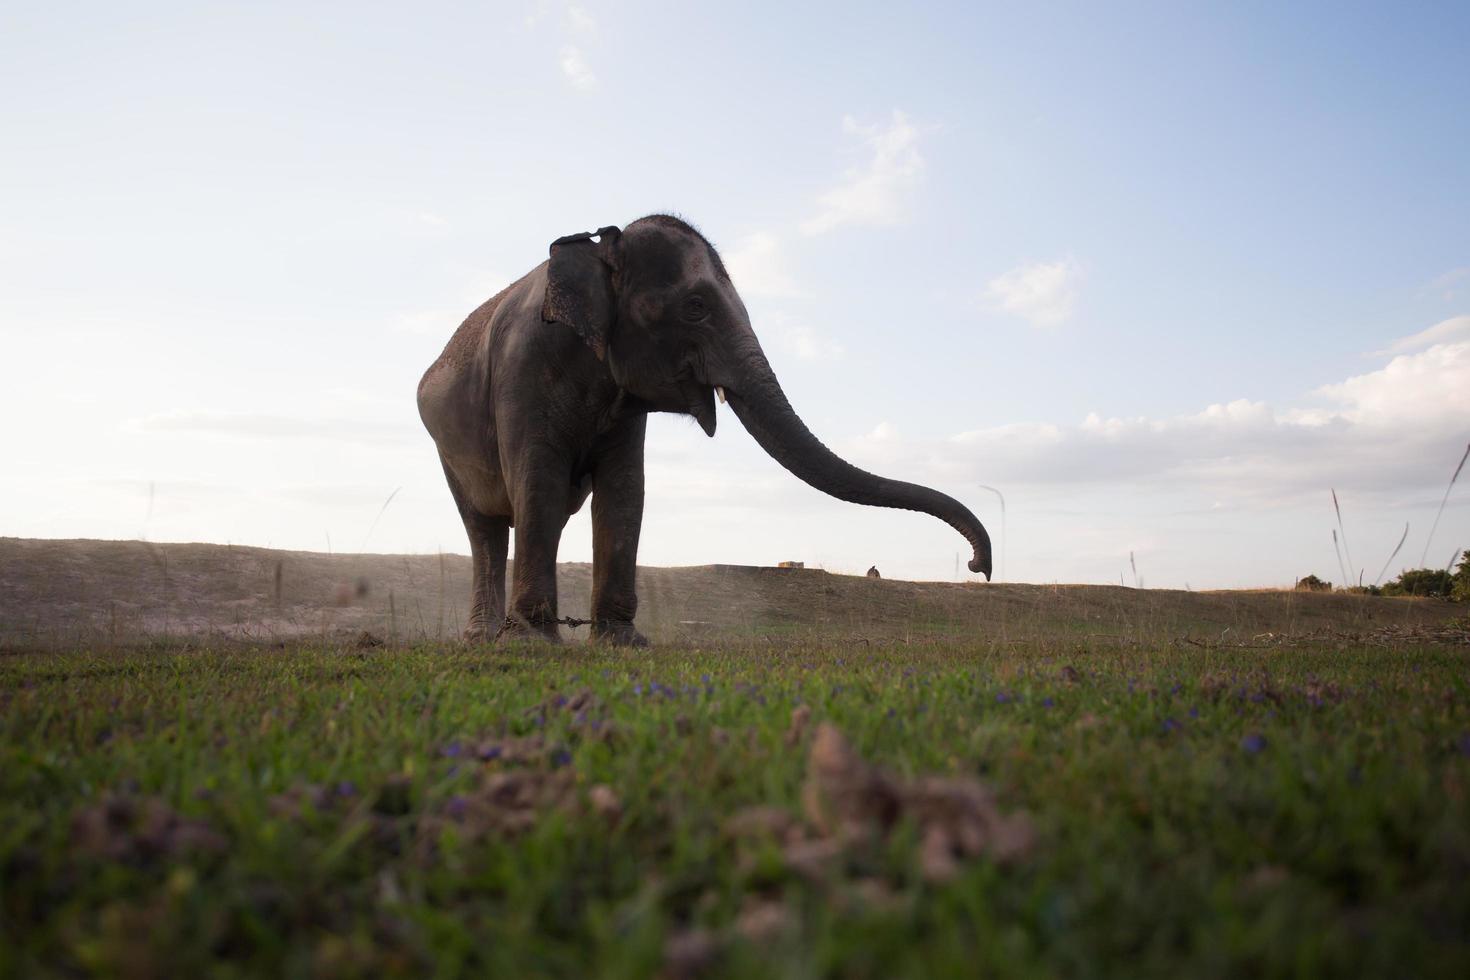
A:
[3,1,1467,587]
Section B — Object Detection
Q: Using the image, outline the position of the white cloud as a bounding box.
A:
[763,311,844,361]
[724,231,802,298]
[986,257,1083,327]
[848,333,1470,502]
[1376,313,1470,355]
[523,0,552,29]
[1426,267,1469,301]
[559,45,596,89]
[1317,340,1470,426]
[565,4,596,32]
[801,111,925,235]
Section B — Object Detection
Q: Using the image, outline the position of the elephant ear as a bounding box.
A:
[542,225,622,360]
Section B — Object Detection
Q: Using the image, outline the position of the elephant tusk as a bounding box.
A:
[715,386,726,404]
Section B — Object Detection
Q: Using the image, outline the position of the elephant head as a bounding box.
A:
[542,214,993,578]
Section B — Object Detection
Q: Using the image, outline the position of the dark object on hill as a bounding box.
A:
[1294,575,1331,592]
[867,566,881,579]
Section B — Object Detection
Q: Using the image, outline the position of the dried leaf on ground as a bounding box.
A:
[793,723,1034,882]
[784,704,813,747]
[429,769,577,840]
[800,723,902,840]
[723,806,802,844]
[734,899,792,943]
[662,927,720,980]
[71,794,227,864]
[588,784,622,825]
[781,837,846,879]
[523,688,601,722]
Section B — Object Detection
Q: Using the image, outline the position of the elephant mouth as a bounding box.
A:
[688,383,719,437]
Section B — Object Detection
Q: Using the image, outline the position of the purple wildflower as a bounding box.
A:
[1041,697,1055,709]
[1241,733,1267,755]
[995,692,1012,704]
[441,741,464,758]
[446,794,468,819]
[1188,707,1199,719]
[549,747,573,768]
[1161,717,1181,734]
[478,744,502,762]
[1456,733,1470,758]
[336,781,357,798]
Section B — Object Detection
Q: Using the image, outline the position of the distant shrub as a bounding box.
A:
[1294,574,1332,592]
[1382,568,1454,599]
[1343,584,1382,596]
[1453,551,1470,602]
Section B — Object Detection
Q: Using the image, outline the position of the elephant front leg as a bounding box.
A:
[464,514,508,643]
[501,471,569,644]
[590,417,649,647]
[438,455,509,644]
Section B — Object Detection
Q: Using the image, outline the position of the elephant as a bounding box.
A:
[416,214,991,645]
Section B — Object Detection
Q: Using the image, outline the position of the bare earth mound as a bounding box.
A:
[0,537,1461,649]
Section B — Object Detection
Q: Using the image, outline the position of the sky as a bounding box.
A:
[2,1,1468,589]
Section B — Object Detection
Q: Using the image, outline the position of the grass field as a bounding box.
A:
[4,631,1469,978]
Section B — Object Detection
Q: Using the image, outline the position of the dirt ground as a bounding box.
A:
[0,536,1462,649]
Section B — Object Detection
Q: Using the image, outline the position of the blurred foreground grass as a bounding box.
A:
[2,638,1468,978]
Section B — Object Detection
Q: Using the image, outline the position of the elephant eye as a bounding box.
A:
[680,295,708,322]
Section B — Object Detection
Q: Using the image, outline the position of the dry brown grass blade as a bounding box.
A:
[1332,529,1349,586]
[977,484,1006,582]
[1373,522,1410,588]
[1420,441,1470,566]
[358,486,402,554]
[1331,489,1357,585]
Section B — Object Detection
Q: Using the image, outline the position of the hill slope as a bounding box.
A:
[0,537,1461,648]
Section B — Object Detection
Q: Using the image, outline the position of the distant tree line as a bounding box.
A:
[1299,551,1470,600]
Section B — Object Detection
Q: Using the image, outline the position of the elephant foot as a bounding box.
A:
[462,621,496,645]
[591,621,649,648]
[495,616,563,645]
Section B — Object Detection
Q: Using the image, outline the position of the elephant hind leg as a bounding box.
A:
[440,456,509,643]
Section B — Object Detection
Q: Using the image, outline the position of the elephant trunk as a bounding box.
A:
[722,342,993,579]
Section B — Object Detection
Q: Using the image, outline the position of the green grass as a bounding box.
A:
[2,639,1468,978]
